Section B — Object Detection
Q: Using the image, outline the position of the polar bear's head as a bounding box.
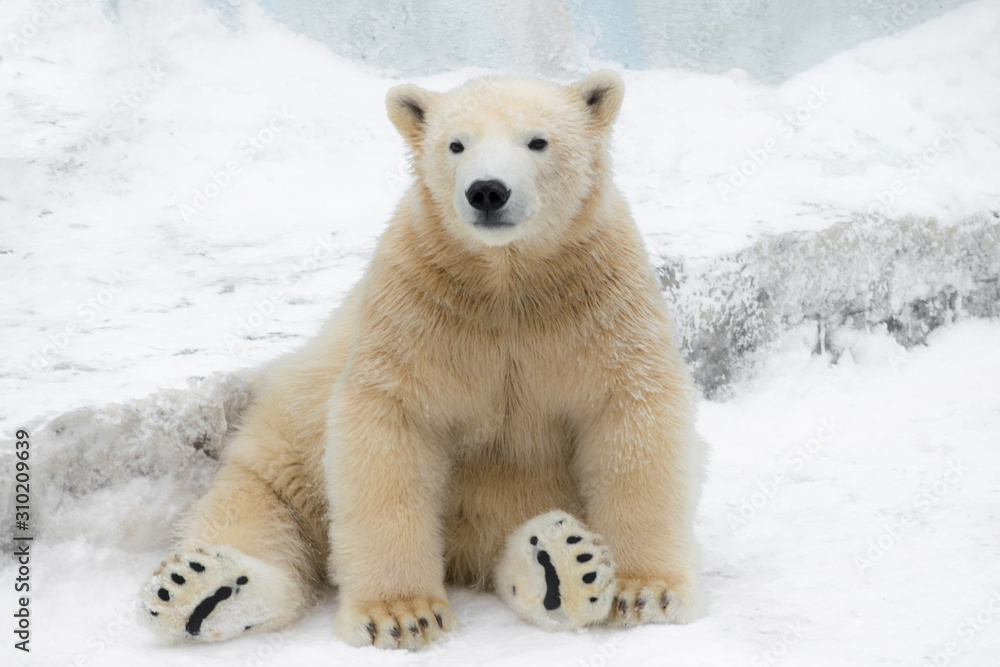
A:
[386,72,624,248]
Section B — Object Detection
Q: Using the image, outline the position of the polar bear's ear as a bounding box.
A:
[386,84,440,148]
[570,71,624,131]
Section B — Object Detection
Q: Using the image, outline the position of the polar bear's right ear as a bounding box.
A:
[386,84,441,148]
[569,71,624,132]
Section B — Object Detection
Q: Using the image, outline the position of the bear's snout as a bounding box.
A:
[466,179,510,213]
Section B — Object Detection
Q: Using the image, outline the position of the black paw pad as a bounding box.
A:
[536,550,562,611]
[189,562,205,573]
[582,572,597,584]
[171,573,186,585]
[567,535,582,544]
[185,586,233,636]
[576,553,593,563]
[158,588,170,602]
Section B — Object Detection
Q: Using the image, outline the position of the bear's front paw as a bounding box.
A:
[608,576,704,627]
[496,510,617,631]
[334,596,455,650]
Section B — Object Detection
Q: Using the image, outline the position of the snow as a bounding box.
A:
[1,0,999,665]
[6,321,1000,666]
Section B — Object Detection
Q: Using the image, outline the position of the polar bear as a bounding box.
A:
[140,71,706,649]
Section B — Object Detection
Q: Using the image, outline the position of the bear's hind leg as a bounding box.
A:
[494,510,616,631]
[140,462,319,642]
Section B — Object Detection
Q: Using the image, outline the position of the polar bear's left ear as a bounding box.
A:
[386,84,441,148]
[570,71,624,131]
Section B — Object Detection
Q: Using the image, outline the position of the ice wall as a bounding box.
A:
[0,373,256,553]
[661,215,1000,396]
[173,0,978,83]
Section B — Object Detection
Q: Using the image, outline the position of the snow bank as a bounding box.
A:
[664,214,1000,395]
[0,372,255,553]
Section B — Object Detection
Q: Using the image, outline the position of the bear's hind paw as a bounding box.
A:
[496,510,616,631]
[140,546,295,642]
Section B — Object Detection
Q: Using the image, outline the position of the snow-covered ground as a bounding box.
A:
[1,0,999,665]
[6,321,1000,667]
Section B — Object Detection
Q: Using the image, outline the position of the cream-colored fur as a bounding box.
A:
[140,71,706,649]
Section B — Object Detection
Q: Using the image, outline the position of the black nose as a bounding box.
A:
[466,179,510,212]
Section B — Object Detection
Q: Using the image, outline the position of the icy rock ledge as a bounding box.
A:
[660,215,1000,397]
[0,372,257,552]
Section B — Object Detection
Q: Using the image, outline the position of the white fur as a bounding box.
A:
[450,133,543,244]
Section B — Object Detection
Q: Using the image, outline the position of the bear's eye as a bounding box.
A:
[449,141,464,154]
[527,138,548,152]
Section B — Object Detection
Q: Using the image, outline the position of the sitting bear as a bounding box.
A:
[141,71,706,649]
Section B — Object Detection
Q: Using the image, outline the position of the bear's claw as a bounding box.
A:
[608,577,705,626]
[334,596,455,650]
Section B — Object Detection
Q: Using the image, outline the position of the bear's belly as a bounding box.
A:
[442,424,585,588]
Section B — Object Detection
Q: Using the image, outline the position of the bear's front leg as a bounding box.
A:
[573,381,706,627]
[324,378,455,649]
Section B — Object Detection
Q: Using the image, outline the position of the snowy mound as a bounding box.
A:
[0,373,255,552]
[665,214,1000,395]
